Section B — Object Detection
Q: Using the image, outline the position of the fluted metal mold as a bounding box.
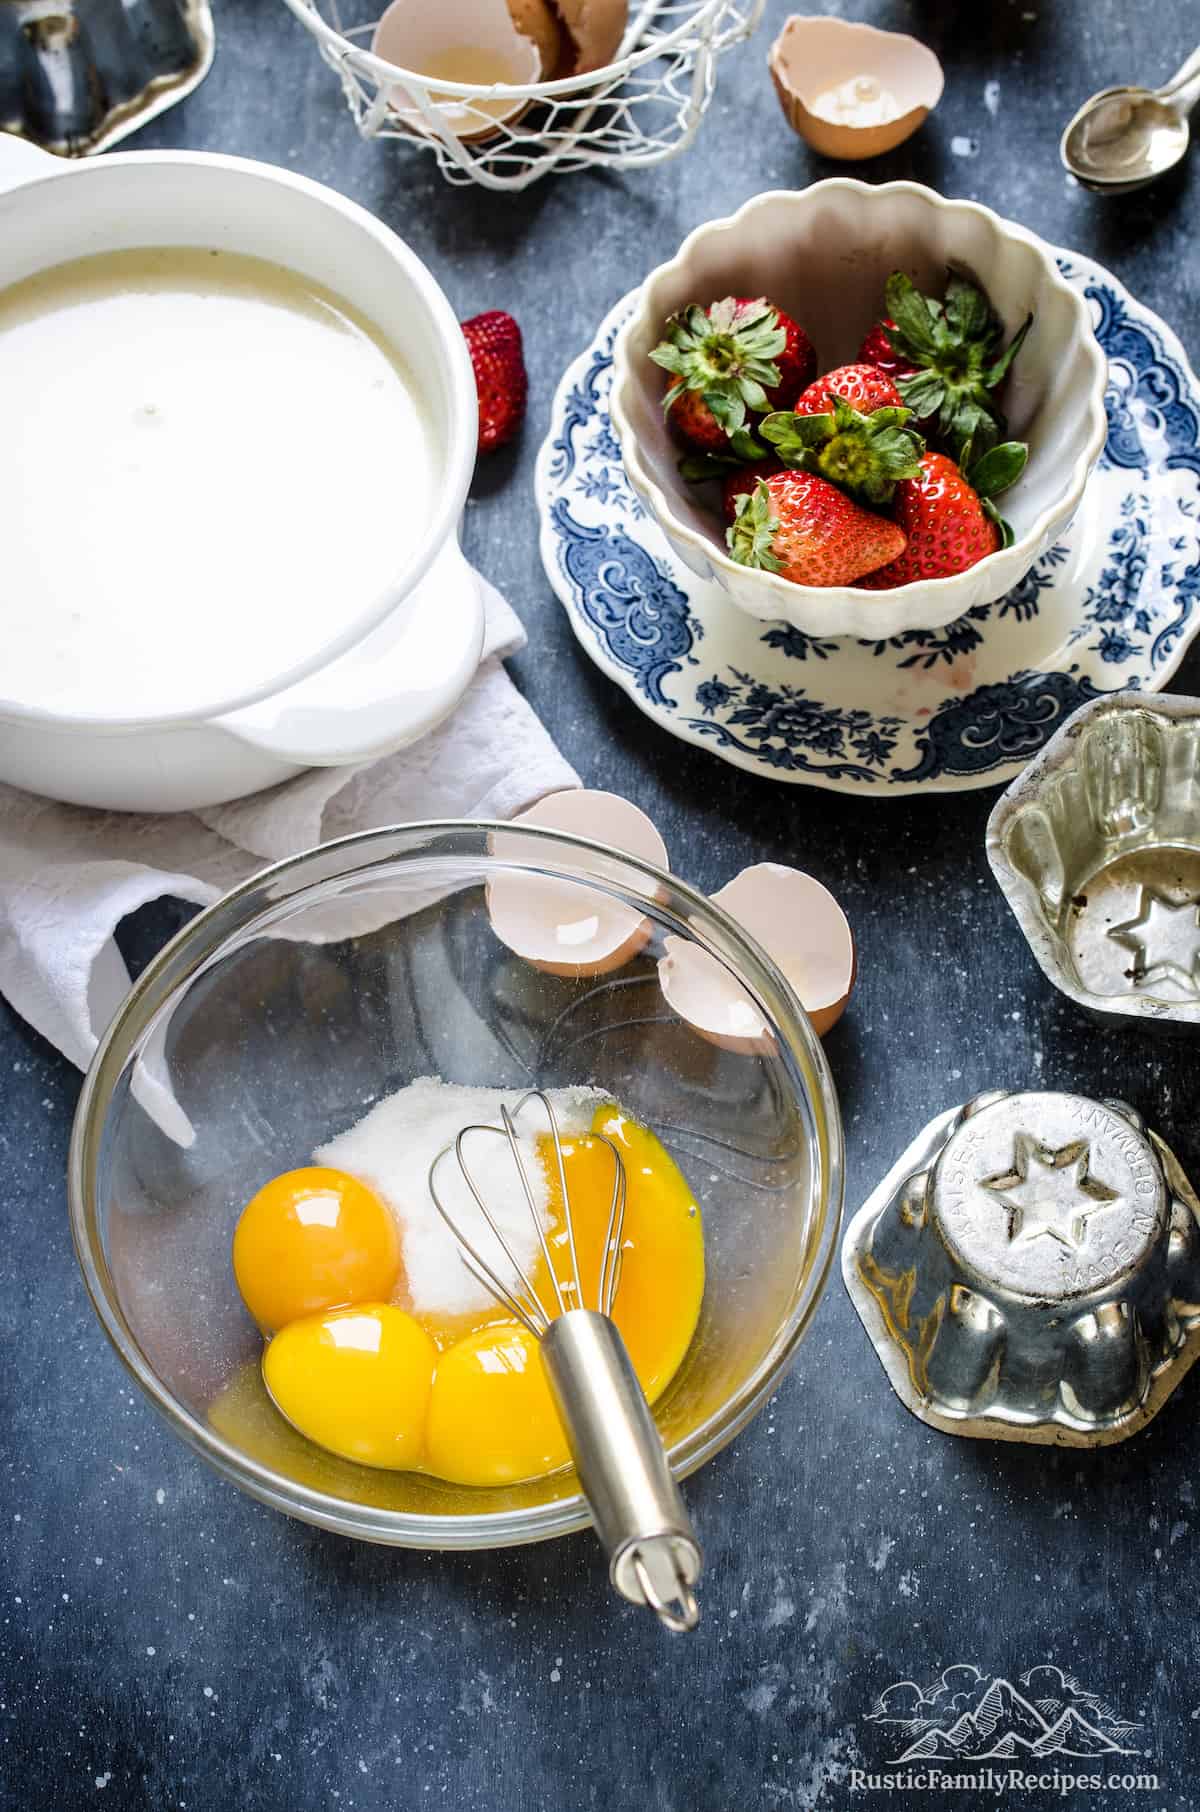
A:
[987,692,1200,1032]
[842,1089,1200,1446]
[0,0,213,155]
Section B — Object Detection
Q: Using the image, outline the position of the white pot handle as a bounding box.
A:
[215,536,487,766]
[0,134,62,195]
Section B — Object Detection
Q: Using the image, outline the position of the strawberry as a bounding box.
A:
[461,310,527,454]
[650,297,817,455]
[875,271,1033,465]
[857,450,1005,587]
[667,387,739,455]
[761,307,817,406]
[858,318,920,383]
[727,471,906,588]
[760,395,923,507]
[721,458,783,523]
[792,363,903,417]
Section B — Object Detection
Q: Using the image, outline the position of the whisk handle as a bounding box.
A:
[540,1309,701,1633]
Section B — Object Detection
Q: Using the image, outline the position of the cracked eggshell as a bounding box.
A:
[487,789,668,978]
[506,0,567,76]
[769,16,943,160]
[658,937,775,1058]
[371,0,558,141]
[551,0,628,78]
[660,863,856,1052]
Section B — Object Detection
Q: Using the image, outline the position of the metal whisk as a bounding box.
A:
[428,1089,702,1633]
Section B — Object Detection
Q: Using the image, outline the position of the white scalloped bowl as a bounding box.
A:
[610,181,1108,639]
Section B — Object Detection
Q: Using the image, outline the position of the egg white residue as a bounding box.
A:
[951,134,979,158]
[316,1078,602,1315]
[809,74,901,127]
[984,79,1001,116]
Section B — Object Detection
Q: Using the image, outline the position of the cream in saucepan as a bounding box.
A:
[0,247,434,720]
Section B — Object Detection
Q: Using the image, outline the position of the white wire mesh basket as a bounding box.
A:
[278,0,765,190]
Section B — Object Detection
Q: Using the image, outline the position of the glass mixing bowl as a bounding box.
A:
[69,823,843,1547]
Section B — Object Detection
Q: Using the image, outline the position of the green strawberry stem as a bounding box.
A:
[884,270,1033,466]
[679,451,741,483]
[969,441,1028,548]
[678,443,767,483]
[760,395,924,506]
[726,480,782,572]
[980,499,1015,548]
[650,299,787,439]
[968,440,1028,498]
[971,442,1036,547]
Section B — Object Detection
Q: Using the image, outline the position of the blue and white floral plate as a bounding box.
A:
[535,258,1200,795]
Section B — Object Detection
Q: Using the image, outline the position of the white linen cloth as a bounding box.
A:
[0,576,578,1073]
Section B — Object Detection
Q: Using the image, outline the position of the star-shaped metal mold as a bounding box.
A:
[981,1134,1120,1248]
[1108,888,1200,995]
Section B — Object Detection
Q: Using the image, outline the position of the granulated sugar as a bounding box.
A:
[316,1078,601,1316]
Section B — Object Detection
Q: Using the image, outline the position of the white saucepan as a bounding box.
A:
[0,137,481,813]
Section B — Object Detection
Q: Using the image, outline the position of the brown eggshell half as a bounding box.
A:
[716,863,856,1034]
[487,788,668,978]
[657,936,775,1058]
[769,15,943,161]
[508,0,566,79]
[371,0,554,144]
[552,0,628,78]
[659,862,856,1051]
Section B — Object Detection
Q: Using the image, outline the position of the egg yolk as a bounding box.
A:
[263,1303,434,1470]
[425,1324,571,1486]
[233,1165,401,1332]
[551,1106,705,1408]
[420,1104,705,1487]
[224,1105,704,1488]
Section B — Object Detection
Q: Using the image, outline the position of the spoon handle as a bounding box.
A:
[1162,45,1200,117]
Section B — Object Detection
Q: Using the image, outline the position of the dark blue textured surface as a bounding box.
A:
[2,3,1200,1807]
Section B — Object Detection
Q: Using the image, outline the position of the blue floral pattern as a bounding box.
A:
[897,670,1105,783]
[688,673,903,782]
[760,624,840,662]
[1070,494,1153,663]
[1086,276,1200,482]
[537,262,1200,796]
[550,500,696,706]
[1153,552,1200,668]
[548,343,613,483]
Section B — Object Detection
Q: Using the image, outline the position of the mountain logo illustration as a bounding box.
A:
[865,1665,1143,1764]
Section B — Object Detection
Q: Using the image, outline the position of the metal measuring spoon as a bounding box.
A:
[1061,46,1200,192]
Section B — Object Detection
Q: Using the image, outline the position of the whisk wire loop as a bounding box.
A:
[595,1132,627,1318]
[429,1089,627,1330]
[503,1095,577,1319]
[632,1553,701,1634]
[430,1125,548,1335]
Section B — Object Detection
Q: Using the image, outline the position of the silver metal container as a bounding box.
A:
[987,691,1200,1031]
[842,1089,1200,1447]
[1,0,213,156]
